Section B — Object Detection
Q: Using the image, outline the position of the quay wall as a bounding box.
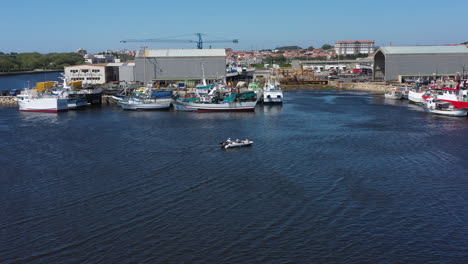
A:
[0,70,62,76]
[327,81,401,94]
[0,96,17,106]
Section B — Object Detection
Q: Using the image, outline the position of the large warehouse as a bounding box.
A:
[373,45,468,82]
[134,49,226,85]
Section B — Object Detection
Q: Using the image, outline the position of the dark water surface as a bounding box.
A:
[0,72,63,92]
[1,91,468,263]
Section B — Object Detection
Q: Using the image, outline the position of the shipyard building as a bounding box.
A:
[134,49,226,85]
[373,46,468,82]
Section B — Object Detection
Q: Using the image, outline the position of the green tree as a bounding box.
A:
[275,46,302,51]
[307,46,315,51]
[321,44,332,50]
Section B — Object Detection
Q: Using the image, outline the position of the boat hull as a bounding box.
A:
[173,100,257,112]
[222,141,254,149]
[408,90,426,103]
[118,100,171,110]
[68,99,89,109]
[384,93,402,100]
[424,107,467,117]
[263,90,283,104]
[17,97,68,113]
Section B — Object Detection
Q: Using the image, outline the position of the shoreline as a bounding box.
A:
[281,81,406,94]
[0,70,63,76]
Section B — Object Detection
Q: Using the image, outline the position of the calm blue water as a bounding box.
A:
[0,72,63,92]
[1,90,468,263]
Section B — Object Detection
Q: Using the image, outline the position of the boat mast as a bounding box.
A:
[201,63,207,86]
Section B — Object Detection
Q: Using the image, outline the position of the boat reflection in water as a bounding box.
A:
[18,111,61,124]
[262,104,283,116]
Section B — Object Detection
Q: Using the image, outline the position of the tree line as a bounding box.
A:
[0,52,85,72]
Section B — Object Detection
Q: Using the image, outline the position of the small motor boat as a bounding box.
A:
[221,138,254,149]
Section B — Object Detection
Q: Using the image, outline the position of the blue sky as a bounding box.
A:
[2,0,468,53]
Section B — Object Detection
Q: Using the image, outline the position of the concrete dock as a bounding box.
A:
[0,96,17,106]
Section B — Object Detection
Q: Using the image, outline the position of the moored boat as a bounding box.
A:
[67,97,89,109]
[429,87,468,109]
[117,90,172,110]
[408,89,427,104]
[173,100,257,112]
[118,98,171,110]
[16,86,68,113]
[384,89,403,100]
[263,78,283,104]
[173,85,257,112]
[424,98,467,117]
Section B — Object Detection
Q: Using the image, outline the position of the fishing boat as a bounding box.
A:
[173,85,257,112]
[117,90,172,110]
[67,97,89,109]
[424,98,468,117]
[408,89,427,104]
[263,78,283,104]
[429,87,468,109]
[118,98,171,110]
[173,100,257,112]
[384,89,403,100]
[397,87,409,99]
[16,82,68,113]
[221,138,254,149]
[52,76,100,108]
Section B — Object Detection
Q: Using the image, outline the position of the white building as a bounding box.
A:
[335,40,375,55]
[65,64,113,84]
[65,63,135,84]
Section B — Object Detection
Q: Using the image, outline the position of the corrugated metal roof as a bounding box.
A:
[106,62,135,67]
[336,40,374,43]
[138,49,226,58]
[379,45,468,55]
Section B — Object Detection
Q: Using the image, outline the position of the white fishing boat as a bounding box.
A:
[424,98,468,117]
[408,89,427,104]
[16,88,68,113]
[263,78,283,104]
[117,97,171,110]
[384,90,403,100]
[221,138,254,149]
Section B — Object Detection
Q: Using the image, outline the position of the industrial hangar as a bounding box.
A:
[134,49,226,85]
[373,46,468,82]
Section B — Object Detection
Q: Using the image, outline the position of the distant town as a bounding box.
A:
[1,40,468,88]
